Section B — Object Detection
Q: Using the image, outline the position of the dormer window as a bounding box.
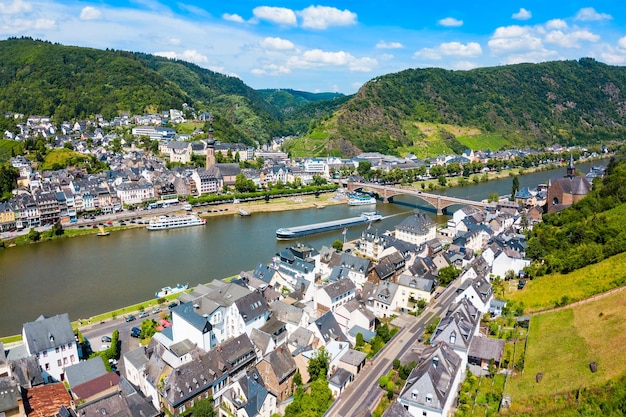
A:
[426,394,433,403]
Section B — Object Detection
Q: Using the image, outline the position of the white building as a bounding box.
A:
[22,314,78,383]
[395,212,436,246]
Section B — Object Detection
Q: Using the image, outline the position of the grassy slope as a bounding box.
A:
[505,251,626,312]
[0,139,23,163]
[39,148,88,170]
[506,289,626,408]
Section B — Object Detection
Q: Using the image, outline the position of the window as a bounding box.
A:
[70,355,75,363]
[43,351,48,357]
[57,359,62,367]
[55,347,60,353]
[45,363,50,370]
[178,405,186,413]
[61,345,66,351]
[63,357,68,365]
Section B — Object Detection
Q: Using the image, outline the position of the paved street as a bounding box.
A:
[328,281,461,417]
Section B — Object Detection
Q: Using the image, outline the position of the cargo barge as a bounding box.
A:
[276,212,382,239]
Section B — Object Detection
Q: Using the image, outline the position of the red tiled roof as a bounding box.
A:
[26,383,72,417]
[72,372,120,400]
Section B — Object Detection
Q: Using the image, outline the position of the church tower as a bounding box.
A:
[566,152,575,178]
[205,117,215,168]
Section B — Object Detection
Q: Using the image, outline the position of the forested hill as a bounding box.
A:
[308,58,626,156]
[0,38,284,143]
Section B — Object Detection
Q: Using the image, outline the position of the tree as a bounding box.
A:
[357,161,372,179]
[438,265,460,286]
[355,332,364,349]
[0,165,19,200]
[183,397,216,417]
[511,174,520,200]
[487,192,500,203]
[307,346,331,382]
[27,227,41,242]
[52,221,64,236]
[331,239,343,252]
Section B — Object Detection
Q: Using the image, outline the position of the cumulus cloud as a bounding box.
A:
[223,13,244,23]
[438,17,463,27]
[298,5,356,29]
[619,36,626,50]
[251,64,291,76]
[512,8,531,20]
[544,30,599,48]
[453,61,478,70]
[439,41,482,57]
[545,19,567,30]
[575,7,611,21]
[80,6,102,21]
[260,37,294,50]
[0,0,31,14]
[488,25,544,54]
[253,6,297,26]
[376,40,403,49]
[154,49,208,64]
[414,42,482,60]
[285,49,376,72]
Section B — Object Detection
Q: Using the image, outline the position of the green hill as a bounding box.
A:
[299,58,626,156]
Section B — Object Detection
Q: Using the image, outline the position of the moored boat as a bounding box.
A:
[276,211,382,239]
[155,283,189,298]
[347,194,377,206]
[146,214,206,230]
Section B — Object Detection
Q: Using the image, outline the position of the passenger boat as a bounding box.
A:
[96,225,110,236]
[276,212,382,239]
[239,208,251,216]
[146,214,206,230]
[155,284,188,298]
[347,194,377,206]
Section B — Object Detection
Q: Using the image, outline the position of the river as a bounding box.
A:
[0,159,609,336]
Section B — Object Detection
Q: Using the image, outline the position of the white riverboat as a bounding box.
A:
[155,283,188,298]
[146,214,206,230]
[347,194,377,206]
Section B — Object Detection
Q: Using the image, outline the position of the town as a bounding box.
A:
[0,108,610,417]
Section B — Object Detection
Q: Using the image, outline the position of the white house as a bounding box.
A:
[316,278,356,316]
[395,212,436,246]
[22,314,78,383]
[454,276,494,314]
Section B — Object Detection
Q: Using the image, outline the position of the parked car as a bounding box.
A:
[101,335,112,343]
[100,344,110,351]
[124,315,136,322]
[152,307,162,315]
[168,301,178,309]
[138,311,149,318]
[130,327,141,338]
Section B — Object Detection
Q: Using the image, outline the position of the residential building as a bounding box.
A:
[316,278,356,316]
[256,345,296,403]
[395,212,436,246]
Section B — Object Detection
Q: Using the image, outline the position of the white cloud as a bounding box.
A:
[545,19,567,30]
[545,30,599,48]
[439,41,482,57]
[252,6,297,26]
[285,49,376,72]
[575,7,612,21]
[438,17,463,27]
[260,37,294,50]
[414,42,482,60]
[80,6,102,21]
[298,5,356,29]
[619,36,626,50]
[378,53,394,61]
[251,63,291,76]
[154,49,208,64]
[223,13,244,23]
[499,49,560,65]
[413,47,441,60]
[489,25,543,54]
[167,37,181,45]
[453,61,478,70]
[0,0,31,14]
[376,40,403,49]
[512,8,531,20]
[33,18,55,29]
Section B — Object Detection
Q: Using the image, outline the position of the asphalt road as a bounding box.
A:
[328,280,461,417]
[79,310,164,375]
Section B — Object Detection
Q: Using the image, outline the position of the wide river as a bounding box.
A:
[0,159,608,336]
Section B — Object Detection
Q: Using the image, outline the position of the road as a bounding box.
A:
[79,309,166,375]
[328,281,461,417]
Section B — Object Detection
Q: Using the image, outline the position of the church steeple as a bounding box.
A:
[566,152,575,178]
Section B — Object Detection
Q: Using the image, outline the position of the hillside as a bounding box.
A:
[298,58,626,156]
[0,38,285,144]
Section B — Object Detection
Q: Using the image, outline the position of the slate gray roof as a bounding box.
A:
[171,302,212,333]
[0,376,20,413]
[329,368,353,387]
[314,311,348,344]
[227,369,271,417]
[270,301,306,326]
[250,328,272,354]
[23,313,74,353]
[123,346,149,373]
[399,343,462,412]
[395,212,435,235]
[382,400,414,417]
[65,357,107,389]
[220,333,256,373]
[7,354,44,388]
[169,339,196,358]
[235,291,270,324]
[468,336,505,363]
[339,253,371,273]
[339,349,367,367]
[253,263,275,283]
[262,344,296,383]
[322,278,356,300]
[76,377,159,417]
[398,273,436,293]
[375,281,399,306]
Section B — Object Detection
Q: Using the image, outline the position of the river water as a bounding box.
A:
[0,159,608,336]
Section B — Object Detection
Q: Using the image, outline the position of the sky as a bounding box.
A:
[1,0,626,94]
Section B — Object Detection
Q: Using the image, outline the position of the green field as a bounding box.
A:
[505,289,626,409]
[39,148,88,170]
[505,252,626,312]
[456,133,510,151]
[0,139,23,163]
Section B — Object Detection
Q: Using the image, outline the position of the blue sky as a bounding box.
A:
[1,0,626,94]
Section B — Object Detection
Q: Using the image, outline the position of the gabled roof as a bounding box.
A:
[271,300,306,326]
[313,311,348,344]
[329,368,353,387]
[397,273,436,292]
[399,343,462,411]
[220,333,256,371]
[23,313,74,353]
[0,376,20,412]
[262,345,296,383]
[235,291,270,324]
[71,371,120,400]
[322,278,356,300]
[76,377,159,417]
[382,401,413,417]
[468,336,505,363]
[65,357,108,388]
[339,253,371,274]
[395,212,435,235]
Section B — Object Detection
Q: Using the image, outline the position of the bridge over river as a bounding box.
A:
[345,181,491,215]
